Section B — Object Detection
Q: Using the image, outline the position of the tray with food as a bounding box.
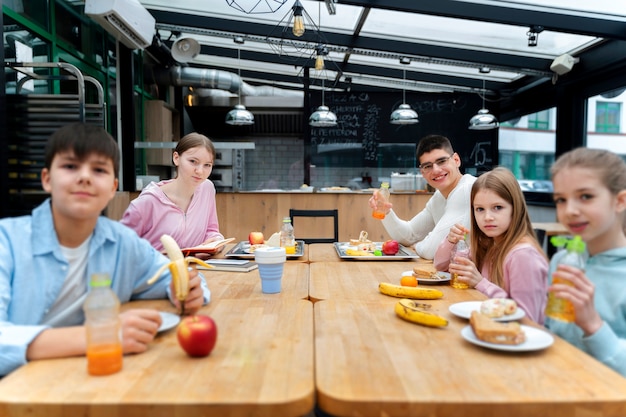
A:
[224,240,305,259]
[334,231,418,260]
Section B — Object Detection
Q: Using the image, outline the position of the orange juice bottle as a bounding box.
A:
[280,217,296,254]
[372,182,390,219]
[83,273,123,376]
[450,234,470,289]
[545,236,585,322]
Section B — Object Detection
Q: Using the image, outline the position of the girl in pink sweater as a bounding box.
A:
[121,133,224,252]
[434,167,548,323]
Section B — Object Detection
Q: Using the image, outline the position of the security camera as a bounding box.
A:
[550,54,580,76]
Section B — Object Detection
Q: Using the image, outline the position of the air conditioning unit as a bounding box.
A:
[85,0,155,50]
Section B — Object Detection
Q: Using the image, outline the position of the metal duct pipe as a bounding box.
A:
[151,66,240,93]
[149,66,302,98]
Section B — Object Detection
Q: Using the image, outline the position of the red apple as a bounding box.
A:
[176,315,218,357]
[382,239,399,255]
[248,231,265,245]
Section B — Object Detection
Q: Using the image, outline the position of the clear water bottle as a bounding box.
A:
[83,273,123,376]
[545,235,586,322]
[450,234,470,289]
[280,216,296,254]
[372,182,390,219]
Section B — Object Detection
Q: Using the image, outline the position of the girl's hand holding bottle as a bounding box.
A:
[447,223,469,244]
[548,265,603,336]
[448,255,482,288]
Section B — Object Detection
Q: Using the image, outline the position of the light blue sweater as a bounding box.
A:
[545,246,626,377]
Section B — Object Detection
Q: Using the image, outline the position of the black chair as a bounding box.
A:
[289,209,339,244]
[533,228,547,253]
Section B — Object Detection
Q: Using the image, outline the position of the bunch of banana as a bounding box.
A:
[378,282,443,299]
[147,235,213,304]
[394,299,448,327]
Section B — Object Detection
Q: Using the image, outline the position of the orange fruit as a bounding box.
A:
[400,275,418,287]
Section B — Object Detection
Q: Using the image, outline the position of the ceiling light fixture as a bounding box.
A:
[527,25,543,47]
[390,59,418,125]
[314,43,328,71]
[225,43,254,126]
[309,79,337,127]
[292,0,305,37]
[171,37,200,63]
[469,75,498,130]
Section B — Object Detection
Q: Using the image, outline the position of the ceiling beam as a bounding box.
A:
[338,0,626,41]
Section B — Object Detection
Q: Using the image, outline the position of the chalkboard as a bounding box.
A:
[309,90,498,173]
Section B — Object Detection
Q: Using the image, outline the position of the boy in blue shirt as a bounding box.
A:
[0,123,210,376]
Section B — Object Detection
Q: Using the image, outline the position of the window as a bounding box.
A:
[527,110,550,130]
[595,101,621,133]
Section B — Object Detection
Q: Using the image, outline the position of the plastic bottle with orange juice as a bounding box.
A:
[372,182,390,219]
[83,273,123,376]
[450,234,470,289]
[545,235,586,322]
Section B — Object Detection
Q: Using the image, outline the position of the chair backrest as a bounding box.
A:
[533,228,546,252]
[289,209,339,244]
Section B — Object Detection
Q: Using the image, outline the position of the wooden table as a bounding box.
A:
[315,298,626,417]
[308,243,341,262]
[0,299,315,417]
[309,260,438,302]
[201,262,309,300]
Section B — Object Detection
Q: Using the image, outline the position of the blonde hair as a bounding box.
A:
[551,147,626,234]
[470,167,547,289]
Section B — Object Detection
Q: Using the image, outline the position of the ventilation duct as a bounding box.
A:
[149,66,302,99]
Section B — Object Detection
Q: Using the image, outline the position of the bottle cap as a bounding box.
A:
[283,217,291,223]
[89,273,112,287]
[381,182,389,188]
[566,235,585,253]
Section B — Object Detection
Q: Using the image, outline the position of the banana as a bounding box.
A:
[378,282,444,299]
[147,235,213,302]
[394,299,448,327]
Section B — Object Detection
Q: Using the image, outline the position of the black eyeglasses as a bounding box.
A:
[418,154,454,172]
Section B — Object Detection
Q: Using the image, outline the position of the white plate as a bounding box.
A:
[448,301,526,322]
[461,324,554,352]
[158,312,180,333]
[402,270,451,285]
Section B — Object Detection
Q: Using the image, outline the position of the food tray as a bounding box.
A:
[334,242,419,260]
[224,240,305,259]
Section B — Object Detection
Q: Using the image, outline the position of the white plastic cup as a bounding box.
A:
[254,247,287,293]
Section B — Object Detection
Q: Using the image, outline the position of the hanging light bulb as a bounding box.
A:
[315,54,324,71]
[390,64,418,125]
[314,44,327,71]
[226,46,254,126]
[292,0,305,37]
[469,78,499,130]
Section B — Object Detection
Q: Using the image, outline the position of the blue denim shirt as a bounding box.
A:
[0,199,211,376]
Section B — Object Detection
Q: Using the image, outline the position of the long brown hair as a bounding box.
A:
[469,167,547,289]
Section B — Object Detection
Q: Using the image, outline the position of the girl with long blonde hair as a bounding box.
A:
[434,167,549,323]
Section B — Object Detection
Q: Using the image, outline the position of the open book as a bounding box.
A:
[198,259,258,273]
[181,237,236,256]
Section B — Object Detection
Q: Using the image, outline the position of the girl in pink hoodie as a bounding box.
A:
[121,133,224,252]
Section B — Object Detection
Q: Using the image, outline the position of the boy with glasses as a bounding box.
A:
[369,134,476,259]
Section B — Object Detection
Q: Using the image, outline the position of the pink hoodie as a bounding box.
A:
[120,179,223,252]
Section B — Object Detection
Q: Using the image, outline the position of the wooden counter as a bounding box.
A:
[216,192,432,243]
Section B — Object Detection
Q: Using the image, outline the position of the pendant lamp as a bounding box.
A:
[390,67,418,125]
[469,79,498,130]
[226,47,254,126]
[309,79,337,127]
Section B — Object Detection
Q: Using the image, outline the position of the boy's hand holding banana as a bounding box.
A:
[147,235,213,315]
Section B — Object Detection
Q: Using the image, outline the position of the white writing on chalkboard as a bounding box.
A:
[363,103,381,161]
